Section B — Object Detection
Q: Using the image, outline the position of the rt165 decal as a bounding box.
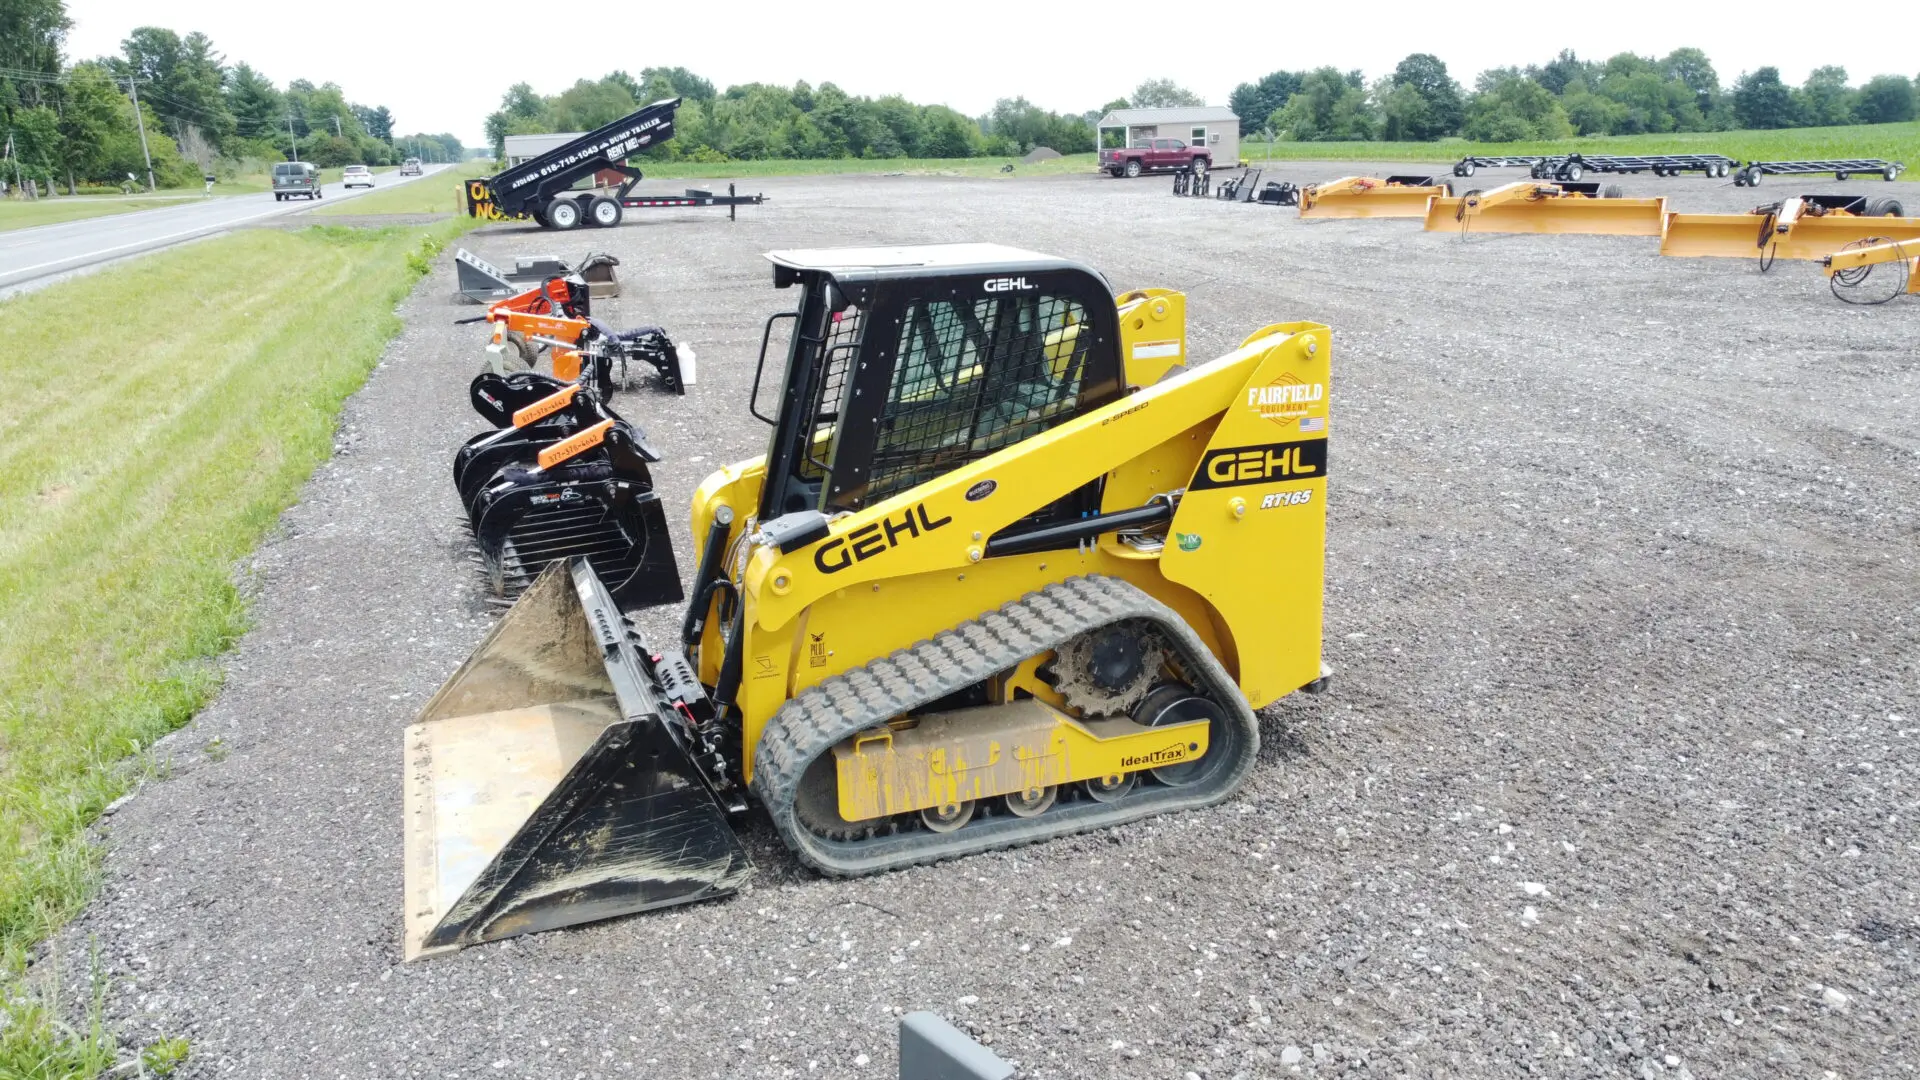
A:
[1189,437,1328,490]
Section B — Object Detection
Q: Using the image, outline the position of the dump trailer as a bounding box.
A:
[1422,181,1663,236]
[1660,195,1916,263]
[1733,159,1904,186]
[1823,237,1918,304]
[1297,176,1450,219]
[464,98,764,230]
[403,244,1333,958]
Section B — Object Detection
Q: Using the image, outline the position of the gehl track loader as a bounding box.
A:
[404,244,1331,959]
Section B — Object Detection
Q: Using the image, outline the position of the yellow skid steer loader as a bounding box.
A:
[404,245,1332,959]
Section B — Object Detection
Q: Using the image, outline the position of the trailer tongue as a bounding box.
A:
[465,98,764,230]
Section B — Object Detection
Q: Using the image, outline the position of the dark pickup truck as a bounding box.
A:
[1100,138,1211,178]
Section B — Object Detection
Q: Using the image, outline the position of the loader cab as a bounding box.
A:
[755,245,1126,529]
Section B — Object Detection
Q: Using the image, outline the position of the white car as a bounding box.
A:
[342,165,374,189]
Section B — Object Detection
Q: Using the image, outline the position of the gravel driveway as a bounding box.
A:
[62,164,1918,1078]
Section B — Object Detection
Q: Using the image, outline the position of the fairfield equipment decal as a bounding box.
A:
[1248,374,1324,427]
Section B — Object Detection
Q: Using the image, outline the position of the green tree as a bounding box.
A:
[8,105,63,186]
[1228,71,1301,136]
[1463,73,1573,141]
[640,66,715,102]
[1797,65,1855,126]
[224,62,283,146]
[1660,47,1719,113]
[1129,78,1203,108]
[920,106,979,157]
[550,77,637,131]
[116,27,235,148]
[1270,67,1374,141]
[1384,53,1463,138]
[1855,75,1916,123]
[55,62,125,188]
[1732,67,1796,128]
[352,104,393,143]
[0,0,69,114]
[1528,50,1590,95]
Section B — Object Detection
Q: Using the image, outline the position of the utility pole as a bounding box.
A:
[287,115,299,161]
[126,78,156,191]
[332,115,342,138]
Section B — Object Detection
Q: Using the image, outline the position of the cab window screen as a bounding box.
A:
[856,292,1091,506]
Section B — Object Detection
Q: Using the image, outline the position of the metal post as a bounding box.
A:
[126,79,156,191]
[898,1013,1012,1080]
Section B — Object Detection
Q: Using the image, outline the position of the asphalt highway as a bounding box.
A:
[0,163,452,293]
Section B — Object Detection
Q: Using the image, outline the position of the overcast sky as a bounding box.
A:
[64,0,1920,146]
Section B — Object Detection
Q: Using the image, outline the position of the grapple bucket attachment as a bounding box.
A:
[1424,194,1667,235]
[403,561,751,960]
[1661,211,1920,260]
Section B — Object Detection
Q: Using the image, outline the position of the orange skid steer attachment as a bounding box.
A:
[1660,196,1920,261]
[1299,176,1451,219]
[1423,182,1666,236]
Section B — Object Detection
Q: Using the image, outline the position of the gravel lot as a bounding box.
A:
[61,163,1918,1078]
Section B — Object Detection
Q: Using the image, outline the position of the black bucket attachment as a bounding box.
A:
[403,561,752,960]
[466,421,683,609]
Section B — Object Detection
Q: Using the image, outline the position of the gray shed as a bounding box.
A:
[1095,106,1240,164]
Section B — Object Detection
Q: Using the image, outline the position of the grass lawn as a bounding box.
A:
[0,218,463,1076]
[311,160,491,216]
[0,197,190,232]
[1235,120,1920,166]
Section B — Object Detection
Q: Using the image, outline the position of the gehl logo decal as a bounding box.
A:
[983,277,1036,292]
[815,503,953,573]
[1189,437,1329,491]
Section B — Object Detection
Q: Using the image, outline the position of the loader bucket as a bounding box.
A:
[1300,183,1443,219]
[1661,211,1920,260]
[1423,195,1666,235]
[403,560,751,960]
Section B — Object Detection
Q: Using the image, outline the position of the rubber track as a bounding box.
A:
[751,574,1260,877]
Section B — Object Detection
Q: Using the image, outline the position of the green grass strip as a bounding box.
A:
[0,217,466,1076]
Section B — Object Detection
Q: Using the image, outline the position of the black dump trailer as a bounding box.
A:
[464,98,764,230]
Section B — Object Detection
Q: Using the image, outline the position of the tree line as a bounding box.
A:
[1233,50,1920,143]
[484,69,1150,163]
[0,0,461,192]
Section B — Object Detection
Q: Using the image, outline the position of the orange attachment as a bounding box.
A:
[536,419,613,470]
[551,349,583,382]
[511,384,579,428]
[486,278,579,319]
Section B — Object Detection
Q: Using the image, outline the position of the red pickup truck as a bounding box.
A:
[1101,138,1211,178]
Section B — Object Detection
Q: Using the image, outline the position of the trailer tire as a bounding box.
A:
[1561,162,1583,182]
[1836,171,1851,182]
[1600,184,1624,199]
[1124,159,1142,178]
[589,197,623,228]
[546,197,582,230]
[1886,166,1901,181]
[1864,198,1904,218]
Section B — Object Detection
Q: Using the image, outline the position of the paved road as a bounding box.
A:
[0,163,453,292]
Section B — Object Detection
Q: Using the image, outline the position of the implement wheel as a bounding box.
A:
[546,198,582,230]
[588,197,623,228]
